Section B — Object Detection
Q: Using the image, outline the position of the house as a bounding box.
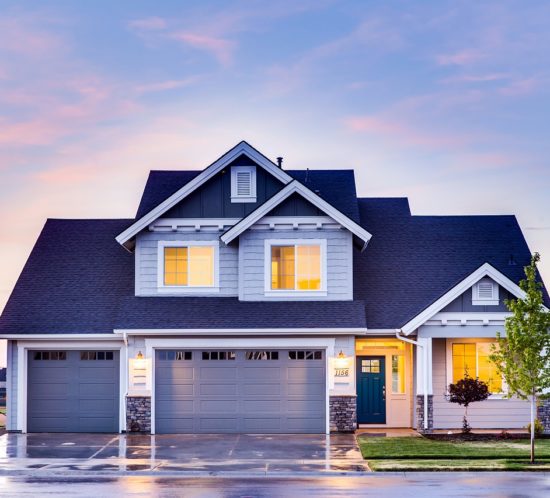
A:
[0,368,6,406]
[0,141,548,435]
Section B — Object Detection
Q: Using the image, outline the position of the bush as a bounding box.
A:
[447,376,490,433]
[526,419,544,437]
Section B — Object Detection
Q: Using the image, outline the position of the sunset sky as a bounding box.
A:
[1,1,549,365]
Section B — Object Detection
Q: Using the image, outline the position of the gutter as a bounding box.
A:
[395,329,428,431]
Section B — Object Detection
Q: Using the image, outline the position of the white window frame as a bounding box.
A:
[472,279,499,306]
[263,239,327,297]
[157,240,220,293]
[446,338,507,398]
[230,166,257,203]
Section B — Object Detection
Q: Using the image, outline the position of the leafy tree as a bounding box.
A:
[490,253,550,463]
[447,375,490,433]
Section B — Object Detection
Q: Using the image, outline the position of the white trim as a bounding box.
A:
[149,218,240,233]
[6,340,13,430]
[401,263,533,335]
[472,278,499,306]
[116,142,292,249]
[445,338,508,398]
[220,180,372,246]
[157,240,220,293]
[230,165,257,202]
[144,337,336,435]
[263,238,328,297]
[250,216,342,231]
[115,328,367,336]
[15,340,126,434]
[423,312,511,327]
[0,334,123,340]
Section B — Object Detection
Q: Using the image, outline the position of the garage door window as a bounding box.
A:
[33,351,66,361]
[289,350,323,360]
[202,351,236,360]
[158,350,192,361]
[245,351,279,360]
[80,351,114,361]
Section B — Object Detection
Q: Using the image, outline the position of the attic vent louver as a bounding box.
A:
[472,278,499,305]
[231,166,257,203]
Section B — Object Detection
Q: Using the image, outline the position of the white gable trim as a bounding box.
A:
[116,141,293,250]
[220,180,373,247]
[401,263,533,335]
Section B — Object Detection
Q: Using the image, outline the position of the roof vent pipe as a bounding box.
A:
[276,157,283,168]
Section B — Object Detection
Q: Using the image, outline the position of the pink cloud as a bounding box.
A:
[441,73,511,84]
[169,32,235,66]
[127,16,167,31]
[135,77,200,94]
[344,115,469,148]
[498,77,538,96]
[0,18,63,57]
[436,50,484,66]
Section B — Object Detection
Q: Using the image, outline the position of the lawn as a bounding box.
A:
[358,436,550,471]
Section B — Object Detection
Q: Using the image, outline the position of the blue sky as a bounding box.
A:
[0,1,549,363]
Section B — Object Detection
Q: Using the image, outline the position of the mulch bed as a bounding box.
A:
[426,433,548,441]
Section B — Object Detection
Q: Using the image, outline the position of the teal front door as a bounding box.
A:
[356,356,386,424]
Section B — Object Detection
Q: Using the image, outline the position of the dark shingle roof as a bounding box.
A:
[0,219,365,334]
[135,169,360,223]
[355,198,549,329]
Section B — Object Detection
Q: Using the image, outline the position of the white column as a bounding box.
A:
[415,337,433,395]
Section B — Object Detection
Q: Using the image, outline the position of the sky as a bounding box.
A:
[0,0,549,366]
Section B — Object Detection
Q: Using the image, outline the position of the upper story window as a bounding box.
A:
[472,278,499,305]
[264,239,327,296]
[157,241,219,292]
[230,166,256,203]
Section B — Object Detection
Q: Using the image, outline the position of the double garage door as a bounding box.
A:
[27,350,120,433]
[155,349,326,434]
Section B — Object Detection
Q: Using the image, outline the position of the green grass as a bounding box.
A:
[358,436,550,471]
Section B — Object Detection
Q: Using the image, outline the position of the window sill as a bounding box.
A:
[487,393,508,400]
[264,290,328,298]
[231,196,257,203]
[472,300,499,306]
[157,286,220,294]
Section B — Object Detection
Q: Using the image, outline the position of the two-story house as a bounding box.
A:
[1,141,548,435]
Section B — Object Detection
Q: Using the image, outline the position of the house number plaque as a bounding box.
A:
[335,368,350,377]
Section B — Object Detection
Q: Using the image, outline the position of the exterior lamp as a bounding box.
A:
[335,350,349,369]
[136,351,144,360]
[134,351,146,369]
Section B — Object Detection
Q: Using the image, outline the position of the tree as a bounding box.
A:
[490,253,550,463]
[447,375,490,433]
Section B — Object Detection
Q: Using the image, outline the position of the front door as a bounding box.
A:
[356,356,386,424]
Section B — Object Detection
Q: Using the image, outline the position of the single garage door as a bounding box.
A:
[155,349,326,434]
[27,350,120,432]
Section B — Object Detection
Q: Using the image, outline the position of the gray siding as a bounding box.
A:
[432,338,530,429]
[239,229,353,301]
[441,281,512,313]
[135,230,238,297]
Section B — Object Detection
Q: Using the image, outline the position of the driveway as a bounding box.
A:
[0,433,369,476]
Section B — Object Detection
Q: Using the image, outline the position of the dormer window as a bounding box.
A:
[472,278,499,306]
[231,166,256,203]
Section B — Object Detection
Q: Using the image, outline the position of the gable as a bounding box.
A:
[163,155,285,219]
[440,277,513,313]
[266,192,325,217]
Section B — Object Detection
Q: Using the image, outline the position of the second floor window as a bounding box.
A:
[163,245,215,287]
[270,243,323,291]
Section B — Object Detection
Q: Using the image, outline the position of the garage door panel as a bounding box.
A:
[199,383,237,395]
[27,350,120,433]
[200,367,237,380]
[243,383,281,395]
[155,349,326,434]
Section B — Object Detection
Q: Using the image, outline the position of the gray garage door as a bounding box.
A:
[27,350,120,432]
[155,349,326,434]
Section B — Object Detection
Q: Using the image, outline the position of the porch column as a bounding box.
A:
[415,337,433,432]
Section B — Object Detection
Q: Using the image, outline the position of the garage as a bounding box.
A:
[154,349,326,434]
[27,350,120,432]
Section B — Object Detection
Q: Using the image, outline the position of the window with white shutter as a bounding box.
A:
[231,166,256,202]
[472,278,499,305]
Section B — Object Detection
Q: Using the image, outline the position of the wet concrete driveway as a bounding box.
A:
[0,433,369,476]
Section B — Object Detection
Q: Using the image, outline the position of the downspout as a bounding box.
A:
[395,329,428,430]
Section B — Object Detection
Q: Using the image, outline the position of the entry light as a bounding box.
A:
[335,350,349,369]
[136,351,144,360]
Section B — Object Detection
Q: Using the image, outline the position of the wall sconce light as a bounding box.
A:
[136,351,144,360]
[335,350,349,369]
[133,351,146,369]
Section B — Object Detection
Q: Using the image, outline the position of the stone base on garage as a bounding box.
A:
[126,396,151,433]
[538,398,550,434]
[416,394,434,433]
[329,395,357,432]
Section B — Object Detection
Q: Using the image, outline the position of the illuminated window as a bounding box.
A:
[452,342,502,393]
[162,244,215,287]
[391,355,405,393]
[270,243,322,291]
